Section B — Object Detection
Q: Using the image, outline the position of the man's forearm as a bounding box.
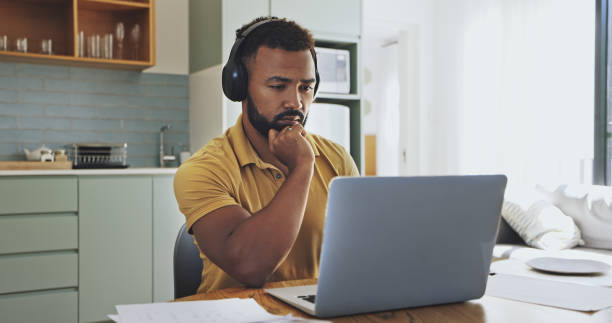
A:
[223,163,314,286]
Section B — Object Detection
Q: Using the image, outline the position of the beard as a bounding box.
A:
[246,93,309,138]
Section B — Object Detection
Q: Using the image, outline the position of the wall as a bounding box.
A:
[0,62,189,167]
[145,0,189,75]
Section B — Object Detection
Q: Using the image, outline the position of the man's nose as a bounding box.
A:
[282,87,302,109]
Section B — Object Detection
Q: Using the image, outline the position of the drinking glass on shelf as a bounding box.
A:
[95,34,100,58]
[78,31,85,57]
[15,38,27,53]
[130,23,140,60]
[41,39,52,55]
[115,22,125,59]
[87,35,94,58]
[0,35,7,51]
[103,33,113,59]
[87,35,101,58]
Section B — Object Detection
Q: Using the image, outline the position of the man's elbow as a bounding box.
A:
[225,248,273,288]
[231,261,271,288]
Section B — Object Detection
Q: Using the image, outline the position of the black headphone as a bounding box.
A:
[221,18,320,102]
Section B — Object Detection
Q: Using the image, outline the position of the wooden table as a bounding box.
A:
[175,279,612,322]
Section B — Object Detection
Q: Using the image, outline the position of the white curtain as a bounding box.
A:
[418,0,595,186]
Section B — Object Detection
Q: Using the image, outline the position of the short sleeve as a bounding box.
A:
[339,145,360,177]
[173,158,239,233]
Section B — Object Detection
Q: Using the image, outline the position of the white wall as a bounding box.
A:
[145,0,189,75]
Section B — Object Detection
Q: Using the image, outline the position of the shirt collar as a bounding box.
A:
[229,115,320,169]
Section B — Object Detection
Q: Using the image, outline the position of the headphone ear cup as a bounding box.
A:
[222,60,248,102]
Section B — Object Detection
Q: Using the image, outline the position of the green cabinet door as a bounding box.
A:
[78,176,153,323]
[270,0,361,37]
[152,175,185,302]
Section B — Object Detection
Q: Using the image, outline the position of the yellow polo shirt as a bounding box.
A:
[174,116,359,293]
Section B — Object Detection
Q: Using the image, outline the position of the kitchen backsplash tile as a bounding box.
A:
[45,105,96,118]
[45,79,97,92]
[0,89,17,103]
[20,91,71,105]
[0,116,16,129]
[19,117,71,130]
[0,76,44,90]
[71,93,123,107]
[0,143,16,155]
[0,103,44,116]
[17,64,70,79]
[71,119,122,131]
[0,62,15,76]
[0,62,189,167]
[144,84,188,98]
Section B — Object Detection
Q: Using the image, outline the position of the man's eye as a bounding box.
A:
[269,85,285,90]
[300,85,314,92]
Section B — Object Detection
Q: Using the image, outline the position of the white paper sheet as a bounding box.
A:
[485,274,612,311]
[114,298,329,323]
[116,298,284,323]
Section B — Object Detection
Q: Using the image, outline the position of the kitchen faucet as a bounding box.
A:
[160,124,176,167]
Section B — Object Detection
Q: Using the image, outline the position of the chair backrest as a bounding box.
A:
[173,223,203,299]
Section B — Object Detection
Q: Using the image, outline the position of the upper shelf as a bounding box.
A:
[0,50,152,70]
[0,0,154,70]
[316,93,361,101]
[78,0,150,11]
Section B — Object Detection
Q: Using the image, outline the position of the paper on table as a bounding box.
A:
[485,273,612,311]
[115,298,330,323]
[491,258,612,287]
[117,298,283,323]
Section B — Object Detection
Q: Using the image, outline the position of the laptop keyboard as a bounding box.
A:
[297,294,316,303]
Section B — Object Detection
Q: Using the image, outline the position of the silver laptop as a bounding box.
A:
[266,175,507,318]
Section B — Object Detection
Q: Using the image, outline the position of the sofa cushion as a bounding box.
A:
[502,185,584,250]
[537,184,612,250]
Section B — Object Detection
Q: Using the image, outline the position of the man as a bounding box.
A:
[174,17,359,294]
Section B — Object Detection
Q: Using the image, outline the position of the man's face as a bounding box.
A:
[245,46,317,137]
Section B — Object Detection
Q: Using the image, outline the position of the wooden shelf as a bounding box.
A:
[0,0,154,70]
[316,93,361,101]
[0,50,152,70]
[78,0,149,11]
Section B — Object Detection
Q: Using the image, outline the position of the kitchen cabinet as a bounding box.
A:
[0,289,78,323]
[0,172,184,323]
[152,175,184,302]
[189,0,364,170]
[78,176,153,322]
[0,176,79,323]
[0,0,155,70]
[270,0,361,37]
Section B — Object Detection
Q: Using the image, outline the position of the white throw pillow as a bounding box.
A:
[537,184,612,250]
[502,185,584,250]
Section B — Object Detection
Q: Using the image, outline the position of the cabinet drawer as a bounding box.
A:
[0,289,77,323]
[0,252,77,294]
[0,176,77,215]
[0,214,77,255]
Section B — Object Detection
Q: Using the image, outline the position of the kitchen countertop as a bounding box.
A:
[0,167,178,176]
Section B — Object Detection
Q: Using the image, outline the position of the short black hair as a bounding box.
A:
[236,16,315,65]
